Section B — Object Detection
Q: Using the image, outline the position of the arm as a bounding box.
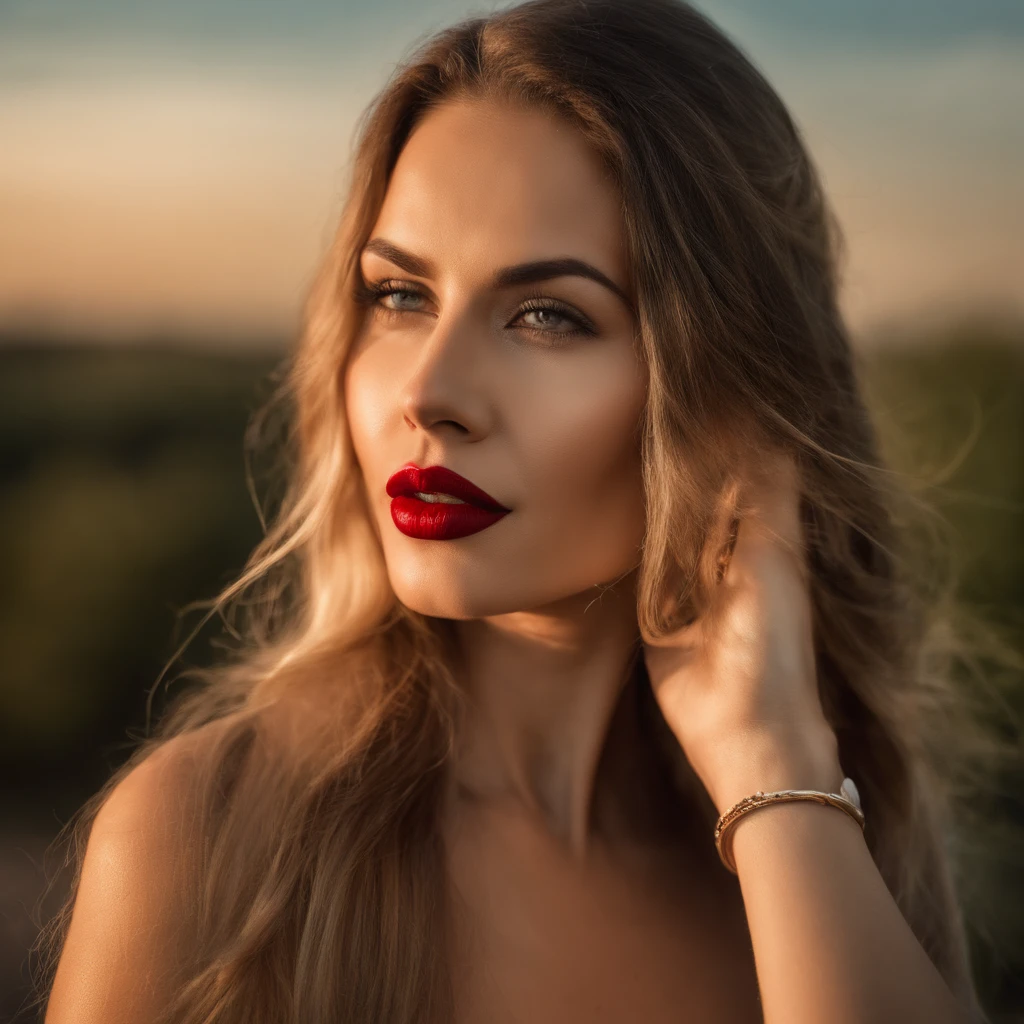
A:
[643,452,972,1024]
[45,737,203,1024]
[709,727,971,1024]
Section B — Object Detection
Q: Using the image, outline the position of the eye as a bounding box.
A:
[353,278,597,340]
[353,278,427,318]
[513,297,595,339]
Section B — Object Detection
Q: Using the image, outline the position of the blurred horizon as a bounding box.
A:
[2,320,1022,1021]
[2,0,1023,344]
[2,4,1023,1020]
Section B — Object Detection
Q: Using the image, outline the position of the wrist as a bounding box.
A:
[698,723,844,817]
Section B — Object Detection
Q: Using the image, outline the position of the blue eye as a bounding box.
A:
[515,298,595,338]
[354,280,425,315]
[380,289,421,311]
[353,278,597,340]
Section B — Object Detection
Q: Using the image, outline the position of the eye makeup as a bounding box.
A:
[353,277,598,340]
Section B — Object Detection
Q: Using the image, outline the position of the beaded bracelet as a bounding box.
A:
[714,776,865,874]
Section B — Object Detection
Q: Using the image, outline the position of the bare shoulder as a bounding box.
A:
[83,713,241,866]
[45,715,243,1024]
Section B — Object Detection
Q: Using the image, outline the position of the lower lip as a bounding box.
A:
[390,496,509,540]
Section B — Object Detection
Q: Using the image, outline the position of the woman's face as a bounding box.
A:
[344,95,647,620]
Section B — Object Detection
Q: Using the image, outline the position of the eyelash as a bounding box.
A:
[353,278,597,340]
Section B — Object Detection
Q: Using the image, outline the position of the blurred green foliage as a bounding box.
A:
[0,323,1020,1019]
[857,322,1024,1020]
[0,344,279,777]
[861,323,1024,617]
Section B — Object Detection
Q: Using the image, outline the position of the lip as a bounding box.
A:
[385,463,512,540]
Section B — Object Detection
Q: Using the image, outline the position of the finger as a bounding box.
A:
[709,474,742,582]
[714,512,740,583]
[720,450,805,583]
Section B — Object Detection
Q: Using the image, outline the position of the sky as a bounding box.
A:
[1,0,1022,345]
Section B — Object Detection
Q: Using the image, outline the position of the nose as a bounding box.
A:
[399,307,493,439]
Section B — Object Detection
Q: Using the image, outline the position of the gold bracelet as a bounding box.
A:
[714,776,865,874]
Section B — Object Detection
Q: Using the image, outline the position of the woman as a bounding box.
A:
[40,0,990,1020]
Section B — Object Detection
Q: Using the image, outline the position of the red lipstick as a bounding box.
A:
[385,463,511,540]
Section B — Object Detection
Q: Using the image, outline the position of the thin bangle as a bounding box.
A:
[714,776,865,874]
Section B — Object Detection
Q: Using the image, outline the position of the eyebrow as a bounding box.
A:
[360,237,634,311]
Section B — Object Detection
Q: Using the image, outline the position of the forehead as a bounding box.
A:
[368,96,628,282]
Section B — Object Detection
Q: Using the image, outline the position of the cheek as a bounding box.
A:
[522,368,647,560]
[344,345,391,463]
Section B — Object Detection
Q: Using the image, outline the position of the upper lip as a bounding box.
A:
[386,464,510,512]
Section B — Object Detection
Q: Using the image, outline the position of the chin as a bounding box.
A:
[387,560,497,621]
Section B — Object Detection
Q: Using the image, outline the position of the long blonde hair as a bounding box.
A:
[37,1,1010,1020]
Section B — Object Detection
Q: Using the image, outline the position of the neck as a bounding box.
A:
[445,570,677,858]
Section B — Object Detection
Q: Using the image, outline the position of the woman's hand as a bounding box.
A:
[642,450,844,816]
